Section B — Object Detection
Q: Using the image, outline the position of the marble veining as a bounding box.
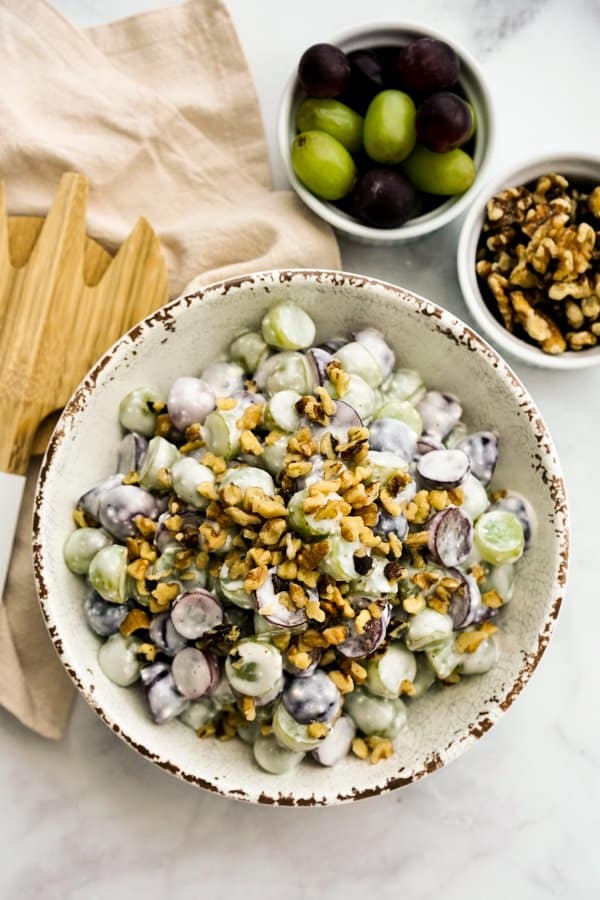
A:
[0,1,598,897]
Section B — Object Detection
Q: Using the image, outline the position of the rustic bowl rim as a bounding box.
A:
[277,21,495,243]
[32,268,569,806]
[457,152,600,369]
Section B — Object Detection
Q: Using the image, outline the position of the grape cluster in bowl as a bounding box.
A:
[290,37,478,229]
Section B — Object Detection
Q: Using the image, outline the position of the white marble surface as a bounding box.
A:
[1,0,599,897]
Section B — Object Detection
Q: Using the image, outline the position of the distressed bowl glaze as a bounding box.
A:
[33,270,568,806]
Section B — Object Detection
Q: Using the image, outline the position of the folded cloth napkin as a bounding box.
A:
[0,0,340,740]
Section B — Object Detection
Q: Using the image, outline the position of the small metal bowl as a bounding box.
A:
[278,22,495,244]
[457,153,600,370]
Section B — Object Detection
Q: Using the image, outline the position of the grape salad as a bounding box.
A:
[64,302,533,774]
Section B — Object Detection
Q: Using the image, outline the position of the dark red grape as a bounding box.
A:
[353,169,417,228]
[427,505,473,567]
[393,38,460,96]
[456,431,499,486]
[343,49,384,111]
[417,390,462,439]
[416,448,470,489]
[416,92,473,152]
[298,43,351,98]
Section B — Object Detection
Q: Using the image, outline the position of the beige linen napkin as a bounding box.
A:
[0,0,340,739]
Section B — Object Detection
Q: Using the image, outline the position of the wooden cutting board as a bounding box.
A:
[0,171,169,600]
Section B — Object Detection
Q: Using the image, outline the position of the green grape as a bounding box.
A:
[291,130,356,201]
[296,98,363,153]
[229,331,268,373]
[225,640,282,697]
[88,544,129,604]
[272,702,326,752]
[465,102,476,140]
[344,686,407,738]
[403,145,476,195]
[375,399,422,436]
[363,90,417,164]
[63,527,111,575]
[253,733,305,774]
[366,643,416,699]
[118,386,164,437]
[474,509,524,565]
[261,302,316,351]
[263,390,302,432]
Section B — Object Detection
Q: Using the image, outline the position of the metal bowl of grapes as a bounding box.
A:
[278,24,494,243]
[33,270,567,805]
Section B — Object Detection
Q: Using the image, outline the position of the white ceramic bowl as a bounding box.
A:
[33,270,568,806]
[458,154,600,369]
[278,23,494,244]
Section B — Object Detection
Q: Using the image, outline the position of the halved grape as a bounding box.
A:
[171,590,223,639]
[254,733,305,775]
[167,376,215,431]
[254,351,312,395]
[119,386,165,437]
[490,492,534,549]
[405,608,453,651]
[283,644,321,678]
[459,634,499,675]
[288,489,345,539]
[171,457,216,509]
[84,591,128,637]
[366,643,417,699]
[335,341,382,387]
[312,714,356,767]
[447,568,485,629]
[229,331,268,374]
[261,302,316,351]
[172,647,218,699]
[202,410,240,459]
[88,544,129,604]
[417,391,462,439]
[298,43,351,98]
[456,432,499,486]
[264,390,302,432]
[139,436,180,491]
[283,670,341,724]
[375,399,423,436]
[140,662,188,724]
[64,527,112,575]
[426,637,463,679]
[366,450,410,485]
[272,701,326,752]
[410,654,436,698]
[460,473,490,521]
[220,464,275,497]
[116,432,148,475]
[374,510,409,541]
[381,369,424,404]
[200,361,244,397]
[149,612,187,656]
[337,598,391,658]
[98,633,142,686]
[416,448,470,489]
[255,571,308,629]
[344,686,406,738]
[97,484,158,541]
[368,417,417,461]
[77,474,123,523]
[225,640,283,698]
[319,534,360,581]
[474,510,525,565]
[427,506,473,567]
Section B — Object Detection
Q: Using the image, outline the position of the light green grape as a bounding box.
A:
[229,331,268,373]
[254,733,305,774]
[225,640,282,697]
[366,644,417,699]
[296,98,363,153]
[364,90,416,164]
[203,410,240,459]
[291,130,356,201]
[88,544,129,604]
[139,436,180,491]
[474,509,524,565]
[261,302,316,351]
[319,534,360,582]
[263,390,302,432]
[344,686,407,738]
[118,386,165,438]
[171,457,215,509]
[272,702,327,752]
[403,145,476,195]
[405,608,453,651]
[335,342,383,388]
[64,527,111,575]
[375,399,422,436]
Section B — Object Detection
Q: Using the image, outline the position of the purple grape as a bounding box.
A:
[83,592,129,637]
[312,714,356,766]
[345,49,384,111]
[255,571,308,628]
[374,510,409,541]
[283,670,341,724]
[392,38,460,97]
[306,347,333,387]
[337,598,391,659]
[354,328,395,379]
[310,399,363,445]
[171,590,224,639]
[353,169,418,228]
[141,662,188,724]
[417,391,462,439]
[414,435,444,460]
[319,337,346,354]
[98,484,159,541]
[116,432,148,475]
[149,612,188,656]
[167,376,215,432]
[456,432,499,486]
[490,491,534,549]
[283,645,321,678]
[416,91,473,153]
[369,417,417,460]
[447,568,487,629]
[416,448,470,489]
[427,506,473,567]
[154,508,203,553]
[77,474,123,522]
[172,648,218,699]
[298,43,351,98]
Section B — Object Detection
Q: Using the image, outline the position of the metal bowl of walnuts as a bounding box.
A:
[457,154,600,369]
